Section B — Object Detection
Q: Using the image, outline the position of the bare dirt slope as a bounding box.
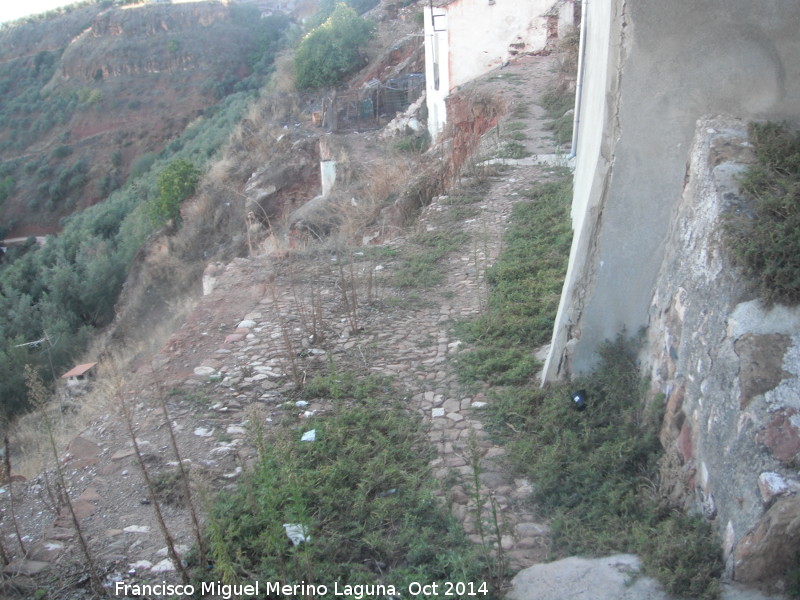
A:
[1,53,568,596]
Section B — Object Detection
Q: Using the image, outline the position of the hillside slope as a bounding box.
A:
[0,0,287,236]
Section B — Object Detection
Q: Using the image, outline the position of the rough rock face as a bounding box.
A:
[58,2,246,81]
[445,90,505,178]
[90,2,227,37]
[645,116,800,590]
[243,135,320,225]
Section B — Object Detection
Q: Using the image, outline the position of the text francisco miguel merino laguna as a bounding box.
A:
[115,579,490,598]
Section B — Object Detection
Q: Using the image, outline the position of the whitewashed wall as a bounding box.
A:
[424,0,563,139]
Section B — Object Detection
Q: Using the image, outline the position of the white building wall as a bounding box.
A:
[424,6,450,140]
[544,0,800,380]
[424,0,559,140]
[557,0,575,33]
[542,0,620,380]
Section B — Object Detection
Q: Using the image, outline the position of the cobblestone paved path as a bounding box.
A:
[152,53,567,570]
[3,53,569,585]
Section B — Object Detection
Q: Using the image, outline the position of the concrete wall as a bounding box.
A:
[424,0,564,139]
[542,3,800,587]
[545,0,800,380]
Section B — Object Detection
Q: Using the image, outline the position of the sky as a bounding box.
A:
[0,0,78,25]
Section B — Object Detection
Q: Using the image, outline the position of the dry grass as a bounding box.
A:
[364,155,413,204]
[268,51,298,96]
[11,363,116,478]
[8,313,186,479]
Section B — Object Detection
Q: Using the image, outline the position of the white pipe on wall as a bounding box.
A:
[568,0,588,159]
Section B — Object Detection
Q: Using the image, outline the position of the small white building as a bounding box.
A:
[61,362,97,387]
[423,0,575,140]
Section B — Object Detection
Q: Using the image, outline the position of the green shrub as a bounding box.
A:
[723,121,800,304]
[540,89,574,146]
[455,181,571,384]
[51,145,73,160]
[0,175,15,205]
[147,159,201,227]
[294,4,374,91]
[311,0,379,26]
[639,515,722,600]
[201,385,496,595]
[76,87,103,106]
[130,151,157,179]
[394,132,430,154]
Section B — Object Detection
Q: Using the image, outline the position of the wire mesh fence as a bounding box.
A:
[320,73,425,133]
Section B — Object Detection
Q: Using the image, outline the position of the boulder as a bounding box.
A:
[506,555,663,600]
[733,496,800,589]
[508,554,786,600]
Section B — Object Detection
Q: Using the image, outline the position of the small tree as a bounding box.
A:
[294,3,374,91]
[148,159,201,228]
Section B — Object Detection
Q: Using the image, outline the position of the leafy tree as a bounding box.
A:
[310,0,378,27]
[294,3,374,91]
[33,50,56,76]
[147,159,201,227]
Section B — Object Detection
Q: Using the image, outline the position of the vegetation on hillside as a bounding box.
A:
[309,0,380,27]
[294,3,374,91]
[147,159,201,228]
[0,92,255,417]
[200,370,499,596]
[0,1,293,231]
[723,121,800,304]
[0,0,386,420]
[0,3,295,418]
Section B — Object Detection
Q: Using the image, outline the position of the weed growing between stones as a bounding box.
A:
[269,283,304,387]
[722,121,800,304]
[336,251,361,335]
[454,180,572,386]
[3,436,24,560]
[197,377,500,596]
[152,369,206,567]
[495,142,531,160]
[301,356,389,403]
[291,279,325,344]
[464,430,507,580]
[392,230,470,288]
[117,384,191,585]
